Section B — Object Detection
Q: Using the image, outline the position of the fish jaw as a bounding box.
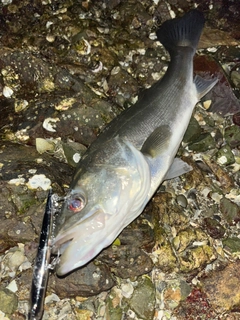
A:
[53,206,113,275]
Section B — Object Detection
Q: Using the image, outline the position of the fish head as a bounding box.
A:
[52,160,150,276]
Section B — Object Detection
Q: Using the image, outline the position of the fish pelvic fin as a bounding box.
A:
[164,158,192,180]
[156,9,205,57]
[194,74,219,100]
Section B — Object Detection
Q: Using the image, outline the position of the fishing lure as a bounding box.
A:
[28,189,54,320]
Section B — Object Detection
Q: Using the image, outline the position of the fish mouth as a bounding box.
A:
[52,225,100,275]
[51,207,113,276]
[52,204,104,253]
[52,234,73,256]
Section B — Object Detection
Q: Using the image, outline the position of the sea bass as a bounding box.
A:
[52,10,217,275]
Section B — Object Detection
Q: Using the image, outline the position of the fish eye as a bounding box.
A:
[68,194,85,213]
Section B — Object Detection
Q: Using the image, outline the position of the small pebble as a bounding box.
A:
[176,194,188,208]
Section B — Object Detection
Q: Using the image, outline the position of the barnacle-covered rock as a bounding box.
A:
[0,1,239,319]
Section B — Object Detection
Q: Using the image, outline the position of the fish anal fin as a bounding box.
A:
[164,157,192,180]
[141,125,172,158]
[194,74,218,100]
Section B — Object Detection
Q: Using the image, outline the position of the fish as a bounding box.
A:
[52,9,218,276]
[28,189,53,320]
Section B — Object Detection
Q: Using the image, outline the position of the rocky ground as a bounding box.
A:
[0,0,240,319]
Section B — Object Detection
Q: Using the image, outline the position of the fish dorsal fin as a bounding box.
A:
[141,125,172,158]
[164,157,192,180]
[194,75,218,100]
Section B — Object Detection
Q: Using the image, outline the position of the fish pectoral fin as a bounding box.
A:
[194,74,218,100]
[164,157,192,180]
[141,125,172,158]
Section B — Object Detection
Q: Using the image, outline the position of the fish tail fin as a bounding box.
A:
[156,9,205,57]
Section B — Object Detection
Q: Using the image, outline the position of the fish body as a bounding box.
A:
[28,189,53,320]
[53,10,217,275]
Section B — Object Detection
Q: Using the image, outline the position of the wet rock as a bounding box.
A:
[51,262,115,298]
[220,197,240,225]
[155,1,173,23]
[174,288,217,319]
[186,188,200,210]
[0,238,16,254]
[195,160,213,174]
[74,308,94,320]
[200,27,238,48]
[231,70,240,89]
[216,45,240,65]
[162,279,192,310]
[35,138,55,155]
[118,203,156,252]
[183,116,202,144]
[9,95,110,147]
[173,228,216,272]
[0,48,56,97]
[179,244,216,273]
[132,48,166,87]
[0,287,18,316]
[120,281,134,299]
[222,237,240,253]
[0,184,49,249]
[188,132,215,152]
[11,311,26,320]
[153,227,177,273]
[203,217,225,239]
[107,68,139,107]
[201,261,240,313]
[62,140,87,167]
[98,245,153,279]
[0,245,29,279]
[233,112,240,127]
[127,276,155,320]
[119,227,154,252]
[153,191,190,228]
[179,157,212,190]
[0,141,73,188]
[42,299,76,320]
[214,128,224,148]
[118,1,152,31]
[59,103,107,130]
[173,228,207,253]
[216,144,235,166]
[75,295,95,316]
[203,157,235,192]
[105,287,123,320]
[154,241,178,273]
[221,312,240,320]
[15,268,34,301]
[176,194,188,208]
[152,190,218,274]
[224,125,240,147]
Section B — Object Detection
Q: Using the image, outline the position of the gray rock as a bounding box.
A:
[0,288,18,316]
[127,276,155,320]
